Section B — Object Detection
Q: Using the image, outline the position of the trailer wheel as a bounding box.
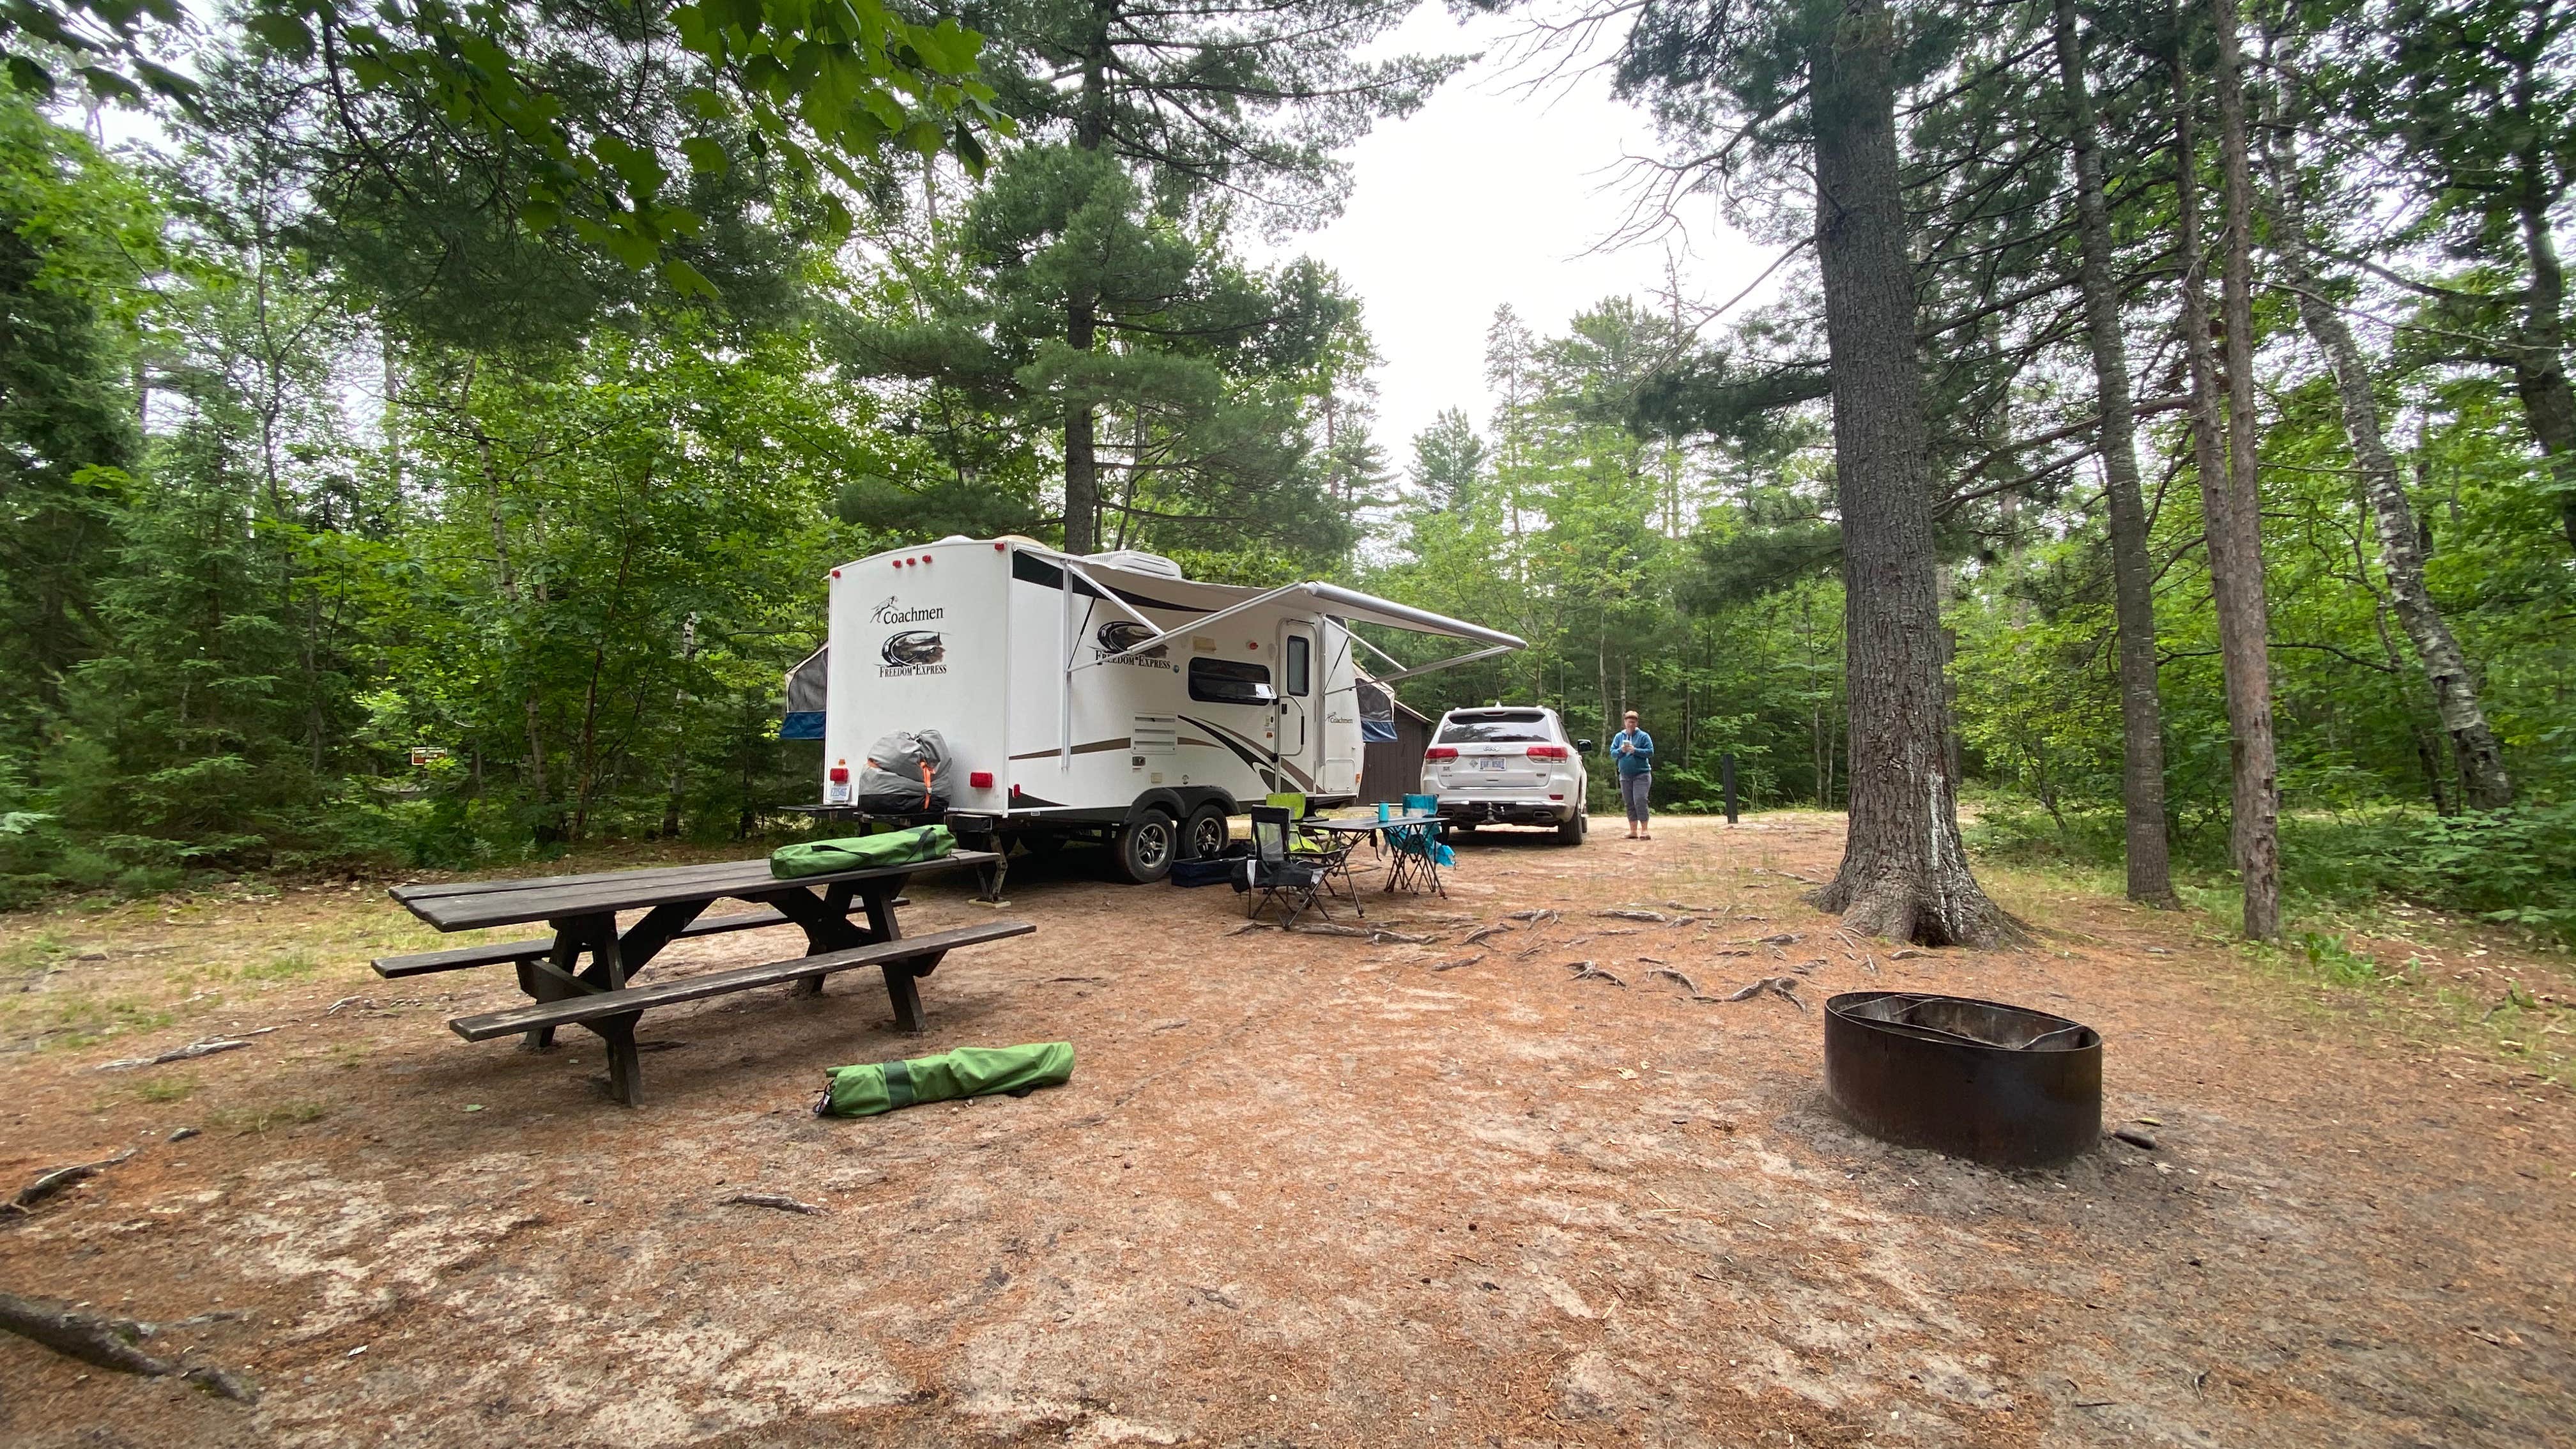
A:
[1182,804,1230,861]
[1114,809,1177,884]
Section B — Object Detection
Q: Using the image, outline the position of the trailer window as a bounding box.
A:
[1284,634,1310,696]
[1188,657,1275,705]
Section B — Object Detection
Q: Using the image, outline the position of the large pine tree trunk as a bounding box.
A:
[2262,127,2514,809]
[1064,300,1100,555]
[2053,0,2174,906]
[2510,173,2576,554]
[2209,0,2281,939]
[1807,0,2018,947]
[1062,4,1113,557]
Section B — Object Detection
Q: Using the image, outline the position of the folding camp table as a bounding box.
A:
[1299,813,1445,897]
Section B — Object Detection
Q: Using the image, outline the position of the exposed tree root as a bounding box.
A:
[0,1291,258,1402]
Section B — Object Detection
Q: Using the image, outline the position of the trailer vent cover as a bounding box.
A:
[1082,549,1184,579]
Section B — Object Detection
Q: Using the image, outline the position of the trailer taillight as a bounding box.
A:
[828,760,850,784]
[969,770,993,789]
[1425,746,1459,761]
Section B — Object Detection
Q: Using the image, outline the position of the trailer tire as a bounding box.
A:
[1114,809,1177,884]
[1182,804,1231,861]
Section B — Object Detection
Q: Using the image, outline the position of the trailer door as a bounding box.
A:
[1276,621,1314,781]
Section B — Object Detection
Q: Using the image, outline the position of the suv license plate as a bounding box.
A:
[1473,758,1506,772]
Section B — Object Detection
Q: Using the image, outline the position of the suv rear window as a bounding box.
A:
[1436,712,1554,744]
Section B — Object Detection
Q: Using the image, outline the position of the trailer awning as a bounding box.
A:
[1044,551,1525,677]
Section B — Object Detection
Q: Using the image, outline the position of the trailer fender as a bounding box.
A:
[1124,788,1190,827]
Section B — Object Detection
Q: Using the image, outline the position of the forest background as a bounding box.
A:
[1,0,2571,946]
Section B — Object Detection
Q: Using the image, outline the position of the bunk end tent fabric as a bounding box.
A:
[781,645,827,740]
[1357,680,1435,806]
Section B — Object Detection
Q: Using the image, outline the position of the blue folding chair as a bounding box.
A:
[1388,794,1450,896]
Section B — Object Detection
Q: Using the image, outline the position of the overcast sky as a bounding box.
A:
[1264,6,1775,466]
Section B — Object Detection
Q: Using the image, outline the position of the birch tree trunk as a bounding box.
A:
[2053,0,2175,905]
[2260,125,2514,809]
[2211,0,2281,939]
[1807,0,2018,947]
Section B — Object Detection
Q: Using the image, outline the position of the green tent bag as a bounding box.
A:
[813,1041,1075,1117]
[769,824,954,880]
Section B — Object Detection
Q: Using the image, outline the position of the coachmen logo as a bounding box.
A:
[879,630,947,677]
[871,595,946,625]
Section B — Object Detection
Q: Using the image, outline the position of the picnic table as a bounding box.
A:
[376,852,1029,1106]
[1299,812,1446,898]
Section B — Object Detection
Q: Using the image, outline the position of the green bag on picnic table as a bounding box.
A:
[769,824,954,880]
[813,1041,1075,1117]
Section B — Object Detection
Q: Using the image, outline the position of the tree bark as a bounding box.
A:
[2053,0,2175,905]
[2203,0,2282,939]
[2261,126,2514,809]
[1061,0,1116,556]
[2511,160,2576,553]
[1807,0,2018,947]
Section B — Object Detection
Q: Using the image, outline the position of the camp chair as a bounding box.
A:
[1264,792,1329,855]
[1387,794,1450,897]
[1245,806,1331,927]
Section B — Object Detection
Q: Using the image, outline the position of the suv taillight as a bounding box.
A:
[1526,744,1569,760]
[1425,746,1459,761]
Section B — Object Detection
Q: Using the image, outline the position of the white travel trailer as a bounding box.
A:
[787,536,1524,882]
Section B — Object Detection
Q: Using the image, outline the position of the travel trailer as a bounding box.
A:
[785,536,1524,882]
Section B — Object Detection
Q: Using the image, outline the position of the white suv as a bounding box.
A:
[1422,706,1591,845]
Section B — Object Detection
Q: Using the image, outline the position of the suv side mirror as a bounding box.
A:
[1575,739,1595,754]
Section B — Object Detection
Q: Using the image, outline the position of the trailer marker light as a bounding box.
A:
[993,541,1005,551]
[1425,746,1459,761]
[828,760,850,784]
[969,770,993,789]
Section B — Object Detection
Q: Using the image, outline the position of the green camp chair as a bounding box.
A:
[1264,792,1328,855]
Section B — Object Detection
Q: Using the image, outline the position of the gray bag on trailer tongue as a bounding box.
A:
[859,728,953,813]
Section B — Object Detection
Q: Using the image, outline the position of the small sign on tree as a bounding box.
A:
[410,747,450,767]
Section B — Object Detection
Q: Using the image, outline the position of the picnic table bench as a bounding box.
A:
[378,852,1027,1105]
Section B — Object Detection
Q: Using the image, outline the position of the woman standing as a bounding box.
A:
[1611,710,1654,840]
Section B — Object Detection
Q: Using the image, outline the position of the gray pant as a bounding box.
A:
[1619,772,1652,825]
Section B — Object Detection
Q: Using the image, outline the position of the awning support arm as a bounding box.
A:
[1367,643,1520,684]
[1056,558,1159,632]
[1072,583,1309,671]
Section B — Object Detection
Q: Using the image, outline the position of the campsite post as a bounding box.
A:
[1722,753,1738,825]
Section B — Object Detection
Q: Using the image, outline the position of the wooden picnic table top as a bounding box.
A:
[393,851,1002,934]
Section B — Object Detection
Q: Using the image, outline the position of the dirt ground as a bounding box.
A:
[2,813,2570,1448]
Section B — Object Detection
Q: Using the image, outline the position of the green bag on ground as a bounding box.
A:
[769,824,954,880]
[813,1041,1075,1117]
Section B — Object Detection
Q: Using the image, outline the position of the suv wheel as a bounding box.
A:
[1115,809,1176,883]
[1556,808,1586,845]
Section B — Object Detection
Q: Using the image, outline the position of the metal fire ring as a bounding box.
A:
[1823,991,2103,1168]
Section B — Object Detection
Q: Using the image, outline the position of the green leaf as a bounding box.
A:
[243,12,316,56]
[680,135,730,177]
[661,257,721,298]
[4,55,56,99]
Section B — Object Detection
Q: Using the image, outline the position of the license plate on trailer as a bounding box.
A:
[1472,758,1506,772]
